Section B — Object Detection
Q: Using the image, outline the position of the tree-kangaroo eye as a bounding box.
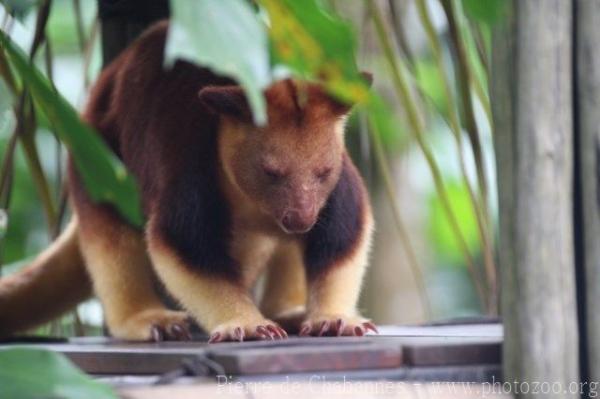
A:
[263,166,286,181]
[316,167,333,182]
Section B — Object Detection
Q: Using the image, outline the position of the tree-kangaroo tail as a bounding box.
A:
[0,218,92,336]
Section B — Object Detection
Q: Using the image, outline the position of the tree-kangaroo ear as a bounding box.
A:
[198,86,252,121]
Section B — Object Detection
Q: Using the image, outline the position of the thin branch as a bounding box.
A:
[359,1,430,317]
[357,4,373,186]
[72,0,86,53]
[0,44,17,93]
[440,2,496,270]
[469,19,490,77]
[44,38,53,82]
[388,0,416,71]
[441,0,491,220]
[19,105,58,229]
[366,0,486,310]
[469,59,492,123]
[52,183,69,239]
[82,18,98,89]
[0,132,18,208]
[29,0,52,61]
[1,0,59,231]
[415,0,496,314]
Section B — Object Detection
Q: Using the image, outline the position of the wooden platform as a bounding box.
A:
[0,322,503,390]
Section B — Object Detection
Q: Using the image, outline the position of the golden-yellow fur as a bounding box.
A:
[148,226,287,341]
[260,241,307,319]
[302,201,374,336]
[77,212,188,341]
[260,241,308,332]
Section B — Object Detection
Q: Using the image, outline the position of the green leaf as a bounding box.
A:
[462,0,506,25]
[260,0,368,104]
[0,31,144,226]
[165,0,270,125]
[0,348,118,399]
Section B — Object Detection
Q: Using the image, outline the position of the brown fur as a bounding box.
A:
[0,219,92,336]
[0,20,375,341]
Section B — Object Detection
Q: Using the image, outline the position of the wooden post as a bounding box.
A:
[491,0,580,395]
[576,0,600,387]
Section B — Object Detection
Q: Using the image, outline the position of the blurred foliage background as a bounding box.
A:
[0,0,502,338]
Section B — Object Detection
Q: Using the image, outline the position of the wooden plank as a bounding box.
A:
[209,342,402,375]
[402,342,500,367]
[67,350,194,375]
[491,0,580,396]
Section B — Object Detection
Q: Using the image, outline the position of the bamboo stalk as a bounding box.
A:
[415,0,496,313]
[366,0,486,310]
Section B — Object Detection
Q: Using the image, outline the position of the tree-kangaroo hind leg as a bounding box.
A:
[69,171,190,341]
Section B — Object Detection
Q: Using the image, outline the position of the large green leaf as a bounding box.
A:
[165,0,270,125]
[0,31,144,227]
[260,0,368,104]
[262,0,394,146]
[0,348,118,399]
